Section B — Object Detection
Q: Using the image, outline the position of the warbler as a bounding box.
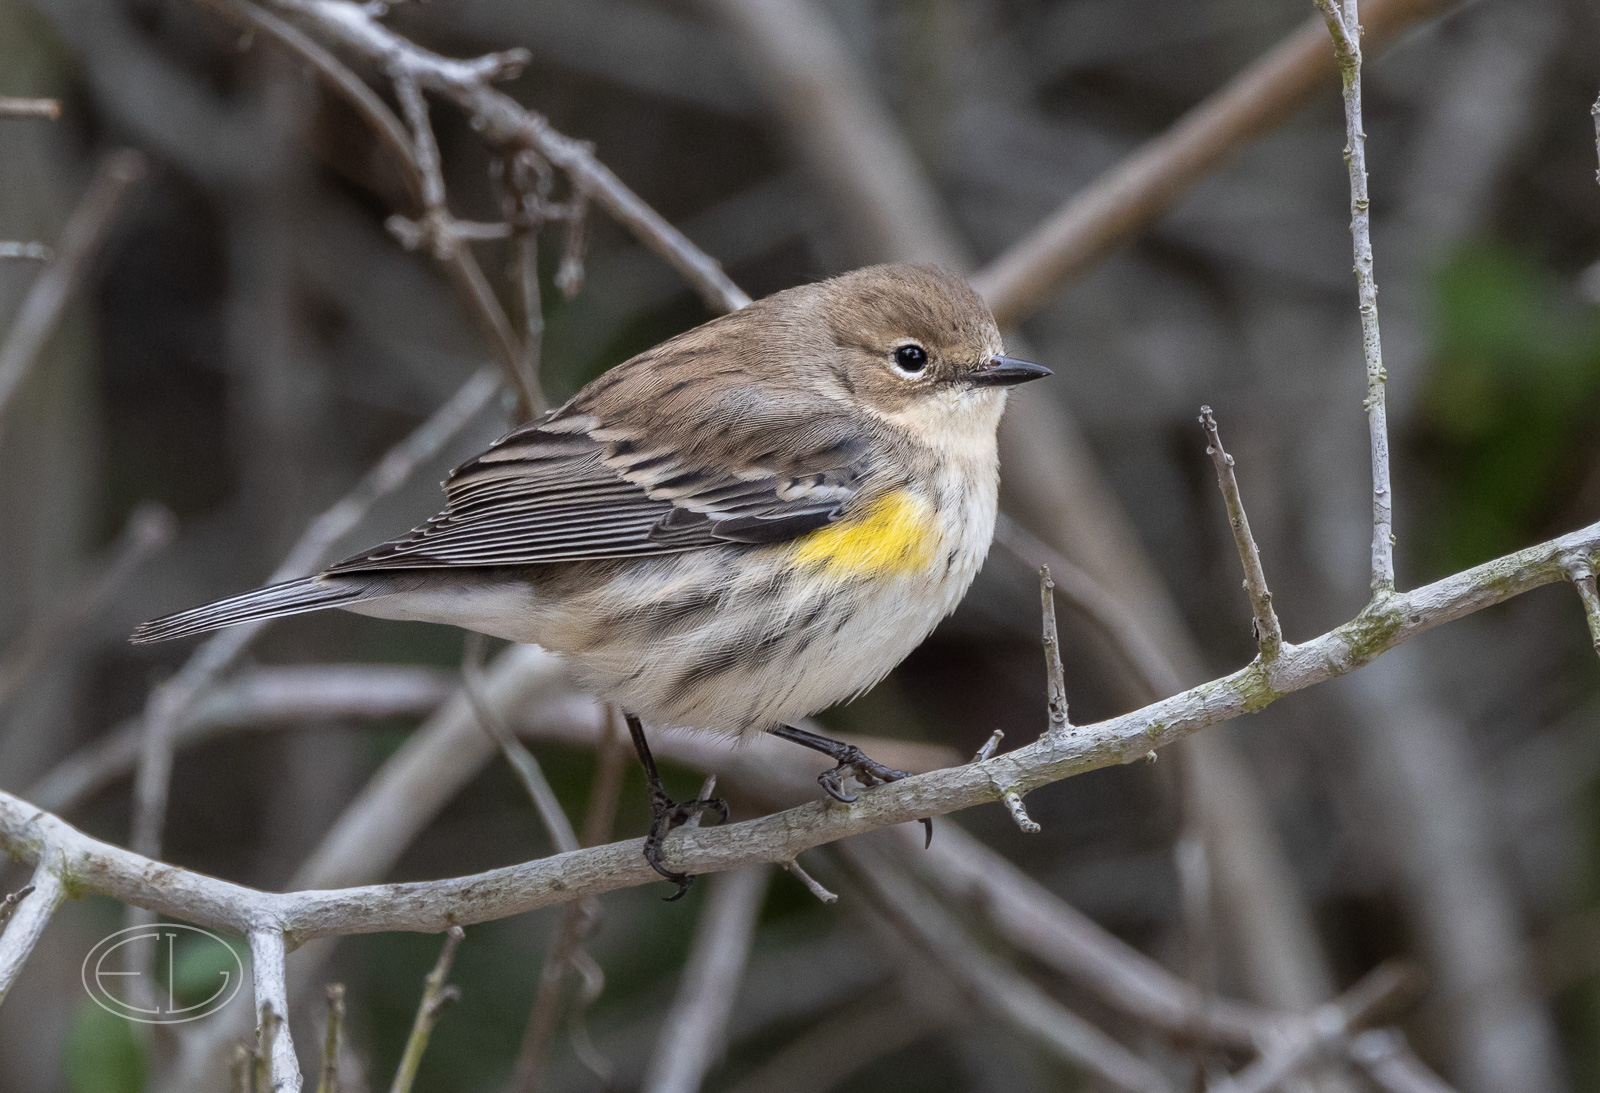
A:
[133,263,1050,894]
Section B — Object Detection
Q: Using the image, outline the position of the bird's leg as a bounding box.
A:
[624,711,729,900]
[766,723,933,846]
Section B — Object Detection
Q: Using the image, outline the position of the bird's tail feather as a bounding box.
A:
[131,576,370,644]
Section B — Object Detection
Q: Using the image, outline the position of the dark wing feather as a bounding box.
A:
[326,412,871,573]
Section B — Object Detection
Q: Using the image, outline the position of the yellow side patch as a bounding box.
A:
[791,490,938,578]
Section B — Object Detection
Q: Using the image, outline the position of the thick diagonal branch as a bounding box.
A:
[3,518,1595,942]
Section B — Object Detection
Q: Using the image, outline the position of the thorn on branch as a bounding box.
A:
[1563,557,1600,664]
[782,857,838,903]
[971,729,1004,763]
[464,48,532,83]
[0,885,35,930]
[1039,566,1070,736]
[1001,790,1041,834]
[1198,406,1283,659]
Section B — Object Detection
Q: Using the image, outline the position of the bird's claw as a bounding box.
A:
[814,747,934,847]
[643,793,729,900]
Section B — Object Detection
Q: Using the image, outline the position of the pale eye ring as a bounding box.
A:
[893,344,928,375]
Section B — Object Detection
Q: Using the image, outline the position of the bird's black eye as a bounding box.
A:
[894,344,928,374]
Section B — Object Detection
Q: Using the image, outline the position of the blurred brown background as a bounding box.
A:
[2,0,1600,1091]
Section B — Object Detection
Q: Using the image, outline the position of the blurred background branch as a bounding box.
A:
[2,1,1599,1092]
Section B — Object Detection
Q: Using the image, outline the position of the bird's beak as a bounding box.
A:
[971,355,1052,387]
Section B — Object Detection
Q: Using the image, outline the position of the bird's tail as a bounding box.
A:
[131,576,370,644]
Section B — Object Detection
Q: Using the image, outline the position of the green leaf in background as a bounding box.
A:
[1419,240,1600,575]
[169,931,247,1014]
[63,1001,145,1093]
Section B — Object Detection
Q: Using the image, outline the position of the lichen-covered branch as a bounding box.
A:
[2,517,1595,944]
[248,928,299,1093]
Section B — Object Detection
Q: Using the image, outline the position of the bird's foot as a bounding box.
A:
[815,747,934,850]
[815,745,912,804]
[642,791,729,901]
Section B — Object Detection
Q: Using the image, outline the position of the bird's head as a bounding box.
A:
[801,264,1050,442]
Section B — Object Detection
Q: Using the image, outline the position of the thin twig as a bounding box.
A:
[780,858,838,904]
[995,515,1185,697]
[0,503,175,715]
[0,96,60,119]
[640,866,772,1093]
[262,0,749,314]
[1563,557,1600,664]
[1316,0,1395,595]
[316,983,345,1093]
[3,517,1598,939]
[1199,407,1283,658]
[1346,1028,1459,1093]
[249,929,300,1093]
[201,0,537,414]
[969,0,1454,325]
[0,149,147,435]
[0,854,66,1006]
[1040,566,1072,733]
[390,926,464,1093]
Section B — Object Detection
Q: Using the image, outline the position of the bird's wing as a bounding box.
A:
[325,406,873,573]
